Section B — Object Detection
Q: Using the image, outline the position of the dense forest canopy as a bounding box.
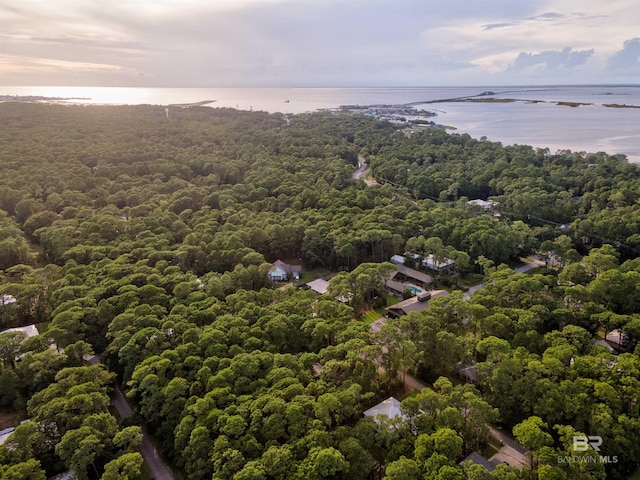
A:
[1,103,640,480]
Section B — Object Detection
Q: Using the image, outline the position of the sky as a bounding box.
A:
[1,0,639,87]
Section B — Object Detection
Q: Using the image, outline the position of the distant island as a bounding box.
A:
[0,94,90,103]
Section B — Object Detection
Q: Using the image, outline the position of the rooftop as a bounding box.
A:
[306,278,330,295]
[0,324,39,338]
[364,397,404,421]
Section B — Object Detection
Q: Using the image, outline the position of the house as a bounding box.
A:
[422,254,455,274]
[0,427,15,446]
[386,290,448,318]
[605,329,629,352]
[456,362,478,384]
[468,199,496,211]
[460,452,500,472]
[594,339,616,353]
[364,397,404,422]
[390,255,406,265]
[0,294,17,306]
[306,278,330,295]
[267,265,288,282]
[267,260,302,282]
[390,253,421,265]
[0,324,39,338]
[393,264,434,286]
[385,278,409,297]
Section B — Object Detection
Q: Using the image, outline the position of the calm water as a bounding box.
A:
[3,85,640,162]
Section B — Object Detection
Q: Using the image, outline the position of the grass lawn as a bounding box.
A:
[458,273,484,287]
[361,310,383,323]
[361,297,400,324]
[298,266,332,284]
[523,266,546,275]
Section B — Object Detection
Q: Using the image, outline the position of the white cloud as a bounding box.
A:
[509,47,594,71]
[608,38,640,74]
[0,0,638,86]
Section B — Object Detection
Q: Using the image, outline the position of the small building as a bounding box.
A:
[364,397,404,422]
[0,294,17,306]
[386,290,448,318]
[422,254,455,274]
[306,278,330,295]
[267,260,302,282]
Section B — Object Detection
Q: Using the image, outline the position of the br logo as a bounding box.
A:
[572,435,603,452]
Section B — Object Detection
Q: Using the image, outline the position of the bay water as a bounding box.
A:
[3,85,639,162]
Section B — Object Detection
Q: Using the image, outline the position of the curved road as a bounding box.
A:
[352,155,377,186]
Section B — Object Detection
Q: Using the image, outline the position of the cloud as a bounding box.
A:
[509,47,594,71]
[0,0,638,86]
[527,11,567,20]
[608,38,640,73]
[482,23,516,31]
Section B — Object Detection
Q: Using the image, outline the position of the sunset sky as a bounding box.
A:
[1,0,639,87]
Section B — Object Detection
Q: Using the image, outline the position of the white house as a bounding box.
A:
[0,324,39,338]
[422,254,455,273]
[390,255,406,265]
[267,260,302,282]
[468,199,495,211]
[364,397,404,422]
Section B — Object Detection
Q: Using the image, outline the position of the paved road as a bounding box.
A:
[139,432,175,480]
[488,426,529,468]
[109,387,174,479]
[111,387,134,418]
[399,371,529,468]
[352,155,377,186]
[86,355,175,480]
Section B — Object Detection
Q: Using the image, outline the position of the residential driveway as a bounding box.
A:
[488,426,529,468]
[370,316,388,333]
[514,255,545,273]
